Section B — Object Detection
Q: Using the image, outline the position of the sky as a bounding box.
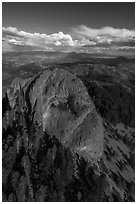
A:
[2,2,135,56]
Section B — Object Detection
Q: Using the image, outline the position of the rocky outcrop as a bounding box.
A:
[2,68,134,201]
[6,68,104,162]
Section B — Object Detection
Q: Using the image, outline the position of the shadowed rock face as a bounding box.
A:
[7,68,104,163]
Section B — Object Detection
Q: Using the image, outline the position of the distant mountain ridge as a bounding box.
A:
[2,50,135,59]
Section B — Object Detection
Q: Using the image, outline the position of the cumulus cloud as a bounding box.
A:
[73,25,134,38]
[2,25,135,55]
[2,27,76,51]
[72,25,135,49]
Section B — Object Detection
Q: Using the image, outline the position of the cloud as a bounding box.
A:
[2,27,76,51]
[72,25,135,40]
[74,25,134,35]
[72,25,135,49]
[2,26,135,55]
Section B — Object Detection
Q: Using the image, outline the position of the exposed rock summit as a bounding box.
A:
[2,67,134,202]
[6,68,104,162]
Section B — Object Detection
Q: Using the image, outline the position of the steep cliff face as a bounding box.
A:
[2,68,134,201]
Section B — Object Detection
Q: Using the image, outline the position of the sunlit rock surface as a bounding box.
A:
[6,68,104,162]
